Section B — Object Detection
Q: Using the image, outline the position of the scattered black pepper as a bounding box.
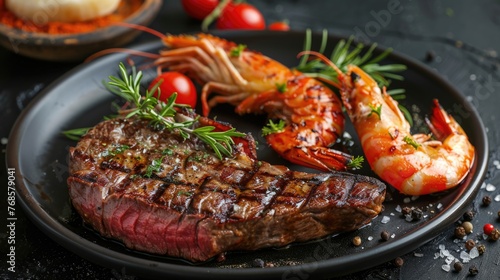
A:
[393,257,404,267]
[381,231,390,241]
[402,206,412,216]
[425,50,436,62]
[477,244,486,255]
[453,261,463,272]
[482,195,492,206]
[411,208,424,221]
[469,264,479,276]
[252,258,265,268]
[465,239,476,251]
[463,211,475,221]
[489,228,500,241]
[455,226,466,239]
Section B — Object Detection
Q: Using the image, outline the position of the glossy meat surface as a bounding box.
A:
[67,117,386,262]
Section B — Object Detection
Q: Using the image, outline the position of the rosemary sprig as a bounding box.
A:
[107,63,245,159]
[297,29,407,89]
[297,29,413,125]
[62,127,91,140]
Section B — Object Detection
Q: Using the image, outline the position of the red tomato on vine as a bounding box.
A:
[215,2,265,30]
[148,72,197,108]
[181,0,219,21]
[268,21,290,31]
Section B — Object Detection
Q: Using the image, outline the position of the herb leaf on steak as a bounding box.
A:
[106,62,245,159]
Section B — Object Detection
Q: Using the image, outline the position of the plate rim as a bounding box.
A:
[6,30,489,279]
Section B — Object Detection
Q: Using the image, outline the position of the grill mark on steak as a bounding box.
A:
[68,116,386,262]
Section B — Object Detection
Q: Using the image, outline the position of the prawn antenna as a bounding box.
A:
[112,22,166,39]
[84,48,161,63]
[297,50,343,89]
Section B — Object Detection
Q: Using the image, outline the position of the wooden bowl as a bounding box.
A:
[0,0,162,62]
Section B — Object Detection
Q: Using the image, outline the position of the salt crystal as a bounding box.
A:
[442,264,451,272]
[434,252,440,259]
[460,251,471,263]
[442,249,451,257]
[405,214,413,222]
[403,197,411,203]
[0,137,7,145]
[469,247,479,259]
[367,236,373,241]
[482,234,489,240]
[486,183,496,192]
[395,205,402,212]
[414,252,424,257]
[494,194,500,202]
[411,195,419,201]
[390,233,396,239]
[439,244,446,250]
[494,159,500,166]
[381,216,391,224]
[437,203,443,210]
[390,212,395,216]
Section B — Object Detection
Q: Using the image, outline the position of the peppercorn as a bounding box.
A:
[401,206,412,216]
[482,195,492,206]
[469,264,479,275]
[462,221,473,234]
[477,244,486,255]
[252,258,265,268]
[489,228,500,241]
[352,236,362,246]
[393,257,404,267]
[425,50,436,62]
[463,211,475,221]
[411,208,424,220]
[484,223,495,236]
[455,226,467,239]
[381,231,390,241]
[453,261,463,272]
[465,239,476,251]
[497,210,500,219]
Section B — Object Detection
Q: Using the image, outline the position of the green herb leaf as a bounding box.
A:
[368,104,382,119]
[230,44,246,57]
[106,63,245,159]
[62,127,91,141]
[403,135,420,149]
[262,119,286,136]
[347,156,364,170]
[276,82,287,93]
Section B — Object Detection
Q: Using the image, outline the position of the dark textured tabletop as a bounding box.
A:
[1,1,500,279]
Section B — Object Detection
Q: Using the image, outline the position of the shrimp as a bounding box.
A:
[305,52,475,195]
[153,33,356,172]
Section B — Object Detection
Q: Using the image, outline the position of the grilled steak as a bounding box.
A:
[67,116,386,262]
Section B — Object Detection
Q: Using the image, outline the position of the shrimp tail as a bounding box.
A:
[426,99,455,140]
[266,132,353,172]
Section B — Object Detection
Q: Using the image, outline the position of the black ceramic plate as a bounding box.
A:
[7,31,488,279]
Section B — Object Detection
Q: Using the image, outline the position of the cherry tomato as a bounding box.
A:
[181,0,219,21]
[268,21,290,31]
[216,2,265,30]
[148,72,197,108]
[483,223,494,236]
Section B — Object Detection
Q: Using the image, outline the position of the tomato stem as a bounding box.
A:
[201,0,231,31]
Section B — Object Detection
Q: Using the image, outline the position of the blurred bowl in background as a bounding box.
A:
[0,0,162,62]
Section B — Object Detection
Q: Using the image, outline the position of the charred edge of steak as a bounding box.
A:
[67,117,386,262]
